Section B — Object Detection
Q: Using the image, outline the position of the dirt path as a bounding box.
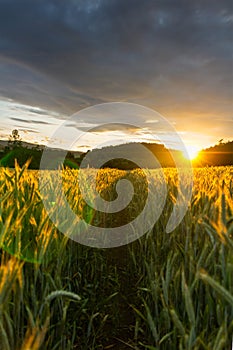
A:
[103,246,140,349]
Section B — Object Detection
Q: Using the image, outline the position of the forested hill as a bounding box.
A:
[86,142,187,169]
[193,141,233,166]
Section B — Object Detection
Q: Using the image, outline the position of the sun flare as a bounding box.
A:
[183,145,199,160]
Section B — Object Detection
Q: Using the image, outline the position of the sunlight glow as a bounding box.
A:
[183,145,199,160]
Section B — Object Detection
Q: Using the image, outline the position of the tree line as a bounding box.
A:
[193,139,233,166]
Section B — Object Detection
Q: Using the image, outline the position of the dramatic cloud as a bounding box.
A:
[0,0,232,148]
[10,117,54,125]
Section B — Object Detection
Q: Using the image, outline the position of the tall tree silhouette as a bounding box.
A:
[8,129,22,149]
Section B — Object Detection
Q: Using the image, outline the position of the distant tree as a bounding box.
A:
[8,129,22,149]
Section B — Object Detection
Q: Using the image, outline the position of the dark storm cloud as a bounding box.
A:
[0,0,232,118]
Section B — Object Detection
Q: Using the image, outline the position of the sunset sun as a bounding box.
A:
[183,145,199,160]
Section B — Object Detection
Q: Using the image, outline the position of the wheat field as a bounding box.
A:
[0,162,232,349]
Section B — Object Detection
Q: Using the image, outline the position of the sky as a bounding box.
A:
[0,0,232,154]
